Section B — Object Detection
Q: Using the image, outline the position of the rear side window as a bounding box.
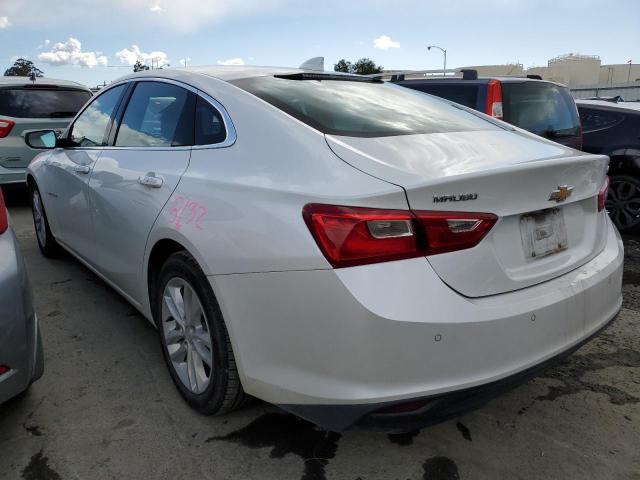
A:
[579,107,624,132]
[0,88,91,118]
[401,83,479,109]
[502,82,580,136]
[195,96,226,145]
[115,82,195,147]
[71,84,126,147]
[231,76,499,137]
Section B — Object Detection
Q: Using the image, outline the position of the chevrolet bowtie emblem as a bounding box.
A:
[549,185,574,203]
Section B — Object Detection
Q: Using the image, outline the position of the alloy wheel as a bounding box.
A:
[606,178,640,232]
[161,278,213,394]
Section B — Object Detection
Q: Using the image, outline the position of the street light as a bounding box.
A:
[427,45,447,76]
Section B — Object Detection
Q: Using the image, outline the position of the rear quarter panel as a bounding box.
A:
[143,78,408,316]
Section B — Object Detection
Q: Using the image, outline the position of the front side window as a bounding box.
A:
[0,88,91,119]
[115,82,194,147]
[70,84,126,147]
[231,75,499,138]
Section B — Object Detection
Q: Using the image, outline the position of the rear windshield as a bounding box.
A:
[231,76,499,137]
[0,88,91,119]
[400,83,479,109]
[502,82,580,136]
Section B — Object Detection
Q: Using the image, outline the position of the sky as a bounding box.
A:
[0,0,638,88]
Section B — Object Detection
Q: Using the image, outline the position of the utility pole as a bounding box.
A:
[628,60,632,83]
[427,45,447,76]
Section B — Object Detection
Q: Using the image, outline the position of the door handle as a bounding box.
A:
[138,174,164,188]
[73,165,91,174]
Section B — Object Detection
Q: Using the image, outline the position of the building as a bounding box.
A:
[527,53,600,87]
[599,64,640,85]
[462,54,639,91]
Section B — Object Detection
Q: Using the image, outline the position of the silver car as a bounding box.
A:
[0,188,43,404]
[0,77,91,184]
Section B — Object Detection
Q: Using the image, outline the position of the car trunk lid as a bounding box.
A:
[326,130,609,297]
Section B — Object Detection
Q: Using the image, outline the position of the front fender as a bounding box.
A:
[26,150,56,233]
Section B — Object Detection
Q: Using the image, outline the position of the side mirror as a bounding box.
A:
[25,130,58,149]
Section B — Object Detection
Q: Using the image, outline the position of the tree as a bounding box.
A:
[334,59,352,73]
[333,57,383,75]
[133,60,149,72]
[4,58,44,77]
[351,58,383,75]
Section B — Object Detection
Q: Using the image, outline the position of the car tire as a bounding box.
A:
[156,251,247,415]
[30,185,60,257]
[606,174,640,234]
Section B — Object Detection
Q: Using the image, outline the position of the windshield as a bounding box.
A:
[231,76,500,137]
[502,82,580,136]
[0,88,91,119]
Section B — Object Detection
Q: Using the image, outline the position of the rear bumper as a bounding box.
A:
[211,219,624,431]
[285,309,619,432]
[0,229,42,405]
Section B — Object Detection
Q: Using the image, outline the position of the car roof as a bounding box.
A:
[118,66,306,82]
[576,99,640,112]
[113,65,378,85]
[0,76,90,90]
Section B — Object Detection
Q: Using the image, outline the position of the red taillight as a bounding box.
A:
[0,119,15,138]
[0,190,8,235]
[303,204,419,268]
[485,79,503,119]
[0,365,10,376]
[415,211,498,255]
[303,204,497,268]
[598,176,610,212]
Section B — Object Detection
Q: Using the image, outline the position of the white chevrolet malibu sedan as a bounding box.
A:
[24,66,623,432]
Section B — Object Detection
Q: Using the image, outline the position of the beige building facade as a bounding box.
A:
[463,54,639,89]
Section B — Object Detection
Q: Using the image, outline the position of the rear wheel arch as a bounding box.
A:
[147,238,190,322]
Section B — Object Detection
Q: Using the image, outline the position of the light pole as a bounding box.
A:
[427,45,447,76]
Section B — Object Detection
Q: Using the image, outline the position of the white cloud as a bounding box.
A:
[38,38,108,67]
[373,35,400,51]
[179,57,192,67]
[217,58,245,66]
[116,45,168,67]
[149,2,162,12]
[0,16,10,28]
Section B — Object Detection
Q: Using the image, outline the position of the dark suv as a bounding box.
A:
[577,99,640,233]
[394,72,582,150]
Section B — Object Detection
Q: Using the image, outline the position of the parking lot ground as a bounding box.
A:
[0,195,639,480]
